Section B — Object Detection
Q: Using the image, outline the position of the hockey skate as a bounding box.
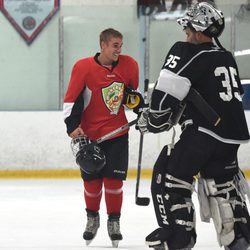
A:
[224,236,250,250]
[83,209,100,246]
[107,214,123,248]
[145,228,194,250]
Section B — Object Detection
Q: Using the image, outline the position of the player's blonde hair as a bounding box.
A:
[99,28,123,45]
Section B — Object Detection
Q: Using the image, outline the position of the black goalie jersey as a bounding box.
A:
[151,41,250,144]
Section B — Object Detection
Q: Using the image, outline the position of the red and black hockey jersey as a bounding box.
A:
[63,53,139,140]
[151,41,249,144]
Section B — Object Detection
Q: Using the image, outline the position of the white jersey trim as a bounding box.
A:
[150,107,172,113]
[155,69,191,101]
[83,86,91,111]
[198,127,250,144]
[63,102,74,120]
[177,48,222,75]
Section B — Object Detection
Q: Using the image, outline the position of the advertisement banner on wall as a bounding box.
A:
[0,0,60,44]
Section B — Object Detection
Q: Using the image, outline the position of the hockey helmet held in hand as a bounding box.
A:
[71,136,106,174]
[177,2,224,37]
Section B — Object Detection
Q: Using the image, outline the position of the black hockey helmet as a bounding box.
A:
[177,2,225,38]
[71,136,106,174]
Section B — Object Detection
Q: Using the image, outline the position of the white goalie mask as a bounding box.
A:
[177,2,225,37]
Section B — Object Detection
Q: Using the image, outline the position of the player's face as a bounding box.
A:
[101,37,123,64]
[185,28,199,44]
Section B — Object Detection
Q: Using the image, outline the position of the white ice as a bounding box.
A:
[0,179,223,250]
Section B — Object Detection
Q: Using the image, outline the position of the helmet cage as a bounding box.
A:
[71,136,92,157]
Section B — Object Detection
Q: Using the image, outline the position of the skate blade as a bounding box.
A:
[146,241,168,250]
[84,230,98,246]
[112,240,120,248]
[85,240,93,246]
[154,242,168,250]
[145,239,162,246]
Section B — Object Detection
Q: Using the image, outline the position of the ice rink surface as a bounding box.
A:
[0,178,224,250]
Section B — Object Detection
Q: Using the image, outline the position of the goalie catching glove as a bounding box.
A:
[123,87,144,114]
[71,136,106,174]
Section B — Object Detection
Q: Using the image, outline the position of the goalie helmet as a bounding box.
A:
[71,136,106,174]
[177,2,225,37]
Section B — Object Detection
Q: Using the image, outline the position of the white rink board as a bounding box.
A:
[0,111,249,170]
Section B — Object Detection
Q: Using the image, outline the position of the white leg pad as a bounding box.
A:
[209,196,235,246]
[198,177,211,222]
[198,178,236,246]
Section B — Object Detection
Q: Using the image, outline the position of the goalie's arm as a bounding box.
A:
[147,68,190,133]
[147,66,221,133]
[148,87,221,133]
[148,91,186,133]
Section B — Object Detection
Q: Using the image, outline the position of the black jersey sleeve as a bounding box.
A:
[151,42,193,112]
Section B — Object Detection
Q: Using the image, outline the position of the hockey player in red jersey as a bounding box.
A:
[137,2,250,250]
[63,28,141,247]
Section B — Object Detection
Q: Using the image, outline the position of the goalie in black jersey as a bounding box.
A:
[137,1,250,250]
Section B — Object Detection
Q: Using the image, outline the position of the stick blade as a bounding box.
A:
[136,197,150,206]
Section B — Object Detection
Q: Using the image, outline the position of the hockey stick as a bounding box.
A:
[96,119,138,144]
[186,88,221,126]
[134,86,220,206]
[71,119,138,155]
[135,79,150,206]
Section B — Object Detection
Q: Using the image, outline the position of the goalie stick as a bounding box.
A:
[134,13,151,206]
[186,88,221,126]
[135,79,150,206]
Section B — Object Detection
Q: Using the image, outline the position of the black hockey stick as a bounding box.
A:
[186,88,221,126]
[135,79,150,206]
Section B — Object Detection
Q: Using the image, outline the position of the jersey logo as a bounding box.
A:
[102,81,124,115]
[107,74,116,78]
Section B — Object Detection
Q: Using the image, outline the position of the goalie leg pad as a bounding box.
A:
[209,196,235,246]
[149,149,196,249]
[150,146,173,227]
[199,177,250,247]
[225,236,250,250]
